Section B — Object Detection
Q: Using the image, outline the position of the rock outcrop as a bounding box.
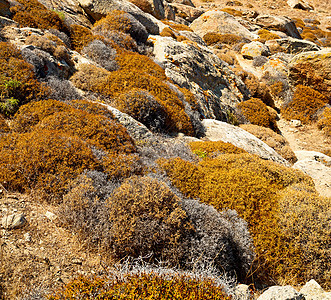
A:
[241,41,271,59]
[289,48,331,100]
[257,286,304,300]
[202,119,290,166]
[150,35,250,121]
[190,11,258,41]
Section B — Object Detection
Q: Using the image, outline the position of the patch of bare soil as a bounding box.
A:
[0,193,109,299]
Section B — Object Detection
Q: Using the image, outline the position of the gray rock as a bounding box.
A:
[168,3,205,22]
[287,0,314,11]
[293,153,331,197]
[164,2,176,20]
[2,214,27,230]
[0,16,18,27]
[0,0,10,17]
[150,35,250,121]
[257,286,304,300]
[191,10,258,41]
[202,119,290,166]
[100,104,154,140]
[266,37,320,54]
[166,0,195,6]
[254,15,301,39]
[178,30,207,45]
[128,0,165,19]
[234,284,252,300]
[241,41,271,59]
[300,279,330,300]
[77,0,167,34]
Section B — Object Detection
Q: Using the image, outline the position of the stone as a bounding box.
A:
[101,104,154,140]
[190,11,258,41]
[77,0,167,35]
[202,119,290,166]
[293,153,331,197]
[166,0,195,6]
[45,211,57,221]
[254,15,301,39]
[168,3,205,22]
[164,2,176,20]
[0,0,10,17]
[24,232,31,242]
[257,286,304,300]
[241,41,271,59]
[128,0,165,19]
[0,16,18,27]
[266,37,320,54]
[234,284,252,299]
[288,48,331,100]
[290,120,302,127]
[2,214,27,230]
[178,30,207,45]
[299,279,328,300]
[287,0,314,11]
[150,35,250,121]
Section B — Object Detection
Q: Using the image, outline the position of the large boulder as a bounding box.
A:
[254,15,301,39]
[0,0,10,17]
[128,0,165,19]
[201,119,290,166]
[257,286,304,300]
[77,0,167,34]
[150,35,250,121]
[190,11,258,41]
[289,48,331,101]
[287,0,314,11]
[265,37,320,54]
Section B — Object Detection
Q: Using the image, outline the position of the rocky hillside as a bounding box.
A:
[0,0,330,299]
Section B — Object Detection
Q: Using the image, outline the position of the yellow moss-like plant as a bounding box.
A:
[203,32,242,46]
[49,273,232,300]
[237,98,280,133]
[281,85,328,124]
[258,29,280,41]
[159,153,316,285]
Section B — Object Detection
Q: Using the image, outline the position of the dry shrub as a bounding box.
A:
[189,140,246,158]
[317,107,331,136]
[82,40,119,71]
[0,115,10,133]
[11,0,69,33]
[70,25,95,52]
[71,64,195,136]
[277,184,331,288]
[112,89,168,132]
[46,76,82,101]
[162,21,193,32]
[203,32,243,46]
[281,85,328,124]
[221,8,242,17]
[35,108,136,153]
[243,74,275,108]
[240,124,297,164]
[0,129,100,201]
[0,42,49,116]
[69,99,115,119]
[107,176,193,264]
[160,27,177,39]
[159,153,315,284]
[237,98,280,133]
[48,273,232,300]
[92,10,148,43]
[257,29,280,41]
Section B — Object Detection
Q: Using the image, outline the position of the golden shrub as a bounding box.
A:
[107,176,193,263]
[11,0,68,33]
[203,32,242,46]
[69,25,95,52]
[221,7,242,16]
[0,129,100,201]
[0,115,10,133]
[237,98,280,133]
[258,29,280,41]
[69,99,115,119]
[240,124,297,164]
[281,85,328,124]
[160,27,177,39]
[162,21,193,32]
[93,10,132,34]
[129,0,154,15]
[277,184,331,287]
[189,140,246,158]
[317,107,331,136]
[48,273,232,300]
[159,153,315,284]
